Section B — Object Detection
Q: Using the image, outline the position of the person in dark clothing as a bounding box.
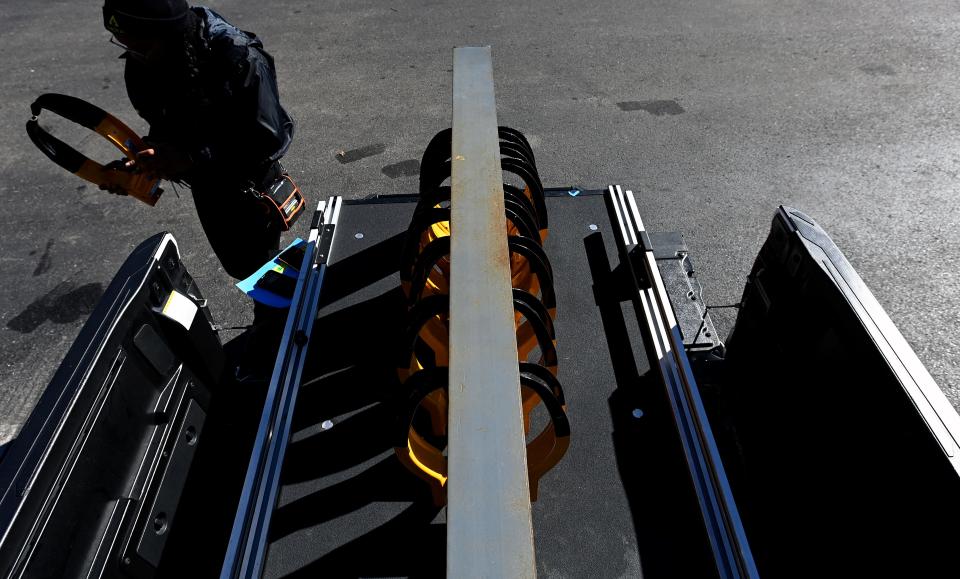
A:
[103,0,294,280]
[102,0,295,378]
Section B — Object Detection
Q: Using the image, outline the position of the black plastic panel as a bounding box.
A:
[0,233,221,579]
[717,206,960,576]
[262,194,719,578]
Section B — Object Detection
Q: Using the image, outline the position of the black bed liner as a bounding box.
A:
[2,195,959,578]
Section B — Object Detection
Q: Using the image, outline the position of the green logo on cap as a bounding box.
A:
[107,14,124,35]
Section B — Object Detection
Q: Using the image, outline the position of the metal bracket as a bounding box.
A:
[603,185,759,579]
[221,196,343,579]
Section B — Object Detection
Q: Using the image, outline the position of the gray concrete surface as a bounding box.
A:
[1,0,958,447]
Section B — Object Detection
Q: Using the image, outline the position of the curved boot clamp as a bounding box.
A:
[398,290,558,436]
[504,195,540,243]
[497,126,537,166]
[520,361,567,408]
[513,287,557,359]
[418,133,547,236]
[419,126,537,182]
[413,185,451,218]
[418,128,453,194]
[399,206,450,292]
[406,236,451,304]
[26,93,161,205]
[503,184,543,233]
[416,184,540,235]
[500,157,547,232]
[398,294,450,383]
[394,366,570,506]
[393,367,450,506]
[405,228,556,310]
[518,368,571,501]
[512,288,559,430]
[397,294,450,437]
[508,236,557,318]
[419,156,547,237]
[498,139,537,171]
[401,198,545,303]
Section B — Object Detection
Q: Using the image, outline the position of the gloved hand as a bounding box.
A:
[98,158,130,195]
[123,142,193,180]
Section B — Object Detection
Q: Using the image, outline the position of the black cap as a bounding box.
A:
[102,0,190,37]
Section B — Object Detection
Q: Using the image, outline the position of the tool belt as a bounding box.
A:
[247,163,306,231]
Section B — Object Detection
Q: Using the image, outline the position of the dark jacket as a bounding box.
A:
[123,7,294,184]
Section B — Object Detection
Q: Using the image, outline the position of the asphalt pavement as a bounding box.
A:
[1,0,958,448]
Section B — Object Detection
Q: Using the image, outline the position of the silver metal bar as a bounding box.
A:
[604,185,760,579]
[447,46,537,579]
[221,196,343,579]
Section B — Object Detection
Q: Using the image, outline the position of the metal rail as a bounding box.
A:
[446,47,537,578]
[604,185,759,579]
[221,196,342,579]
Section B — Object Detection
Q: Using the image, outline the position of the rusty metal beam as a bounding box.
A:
[446,46,537,578]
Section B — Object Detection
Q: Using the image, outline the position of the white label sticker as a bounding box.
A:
[158,290,197,331]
